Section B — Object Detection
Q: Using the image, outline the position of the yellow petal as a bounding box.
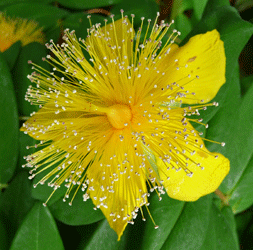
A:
[156,122,230,201]
[20,102,78,141]
[20,101,110,143]
[159,30,226,104]
[86,131,147,240]
[0,13,45,52]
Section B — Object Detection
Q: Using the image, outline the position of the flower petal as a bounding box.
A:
[20,102,87,141]
[86,130,148,240]
[159,30,226,104]
[159,151,229,201]
[0,13,45,52]
[156,121,229,201]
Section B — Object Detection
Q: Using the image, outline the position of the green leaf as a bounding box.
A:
[192,0,209,20]
[205,62,241,146]
[83,219,120,250]
[161,195,212,250]
[2,41,21,70]
[140,194,184,250]
[0,53,19,184]
[18,131,36,168]
[0,0,54,7]
[57,0,123,9]
[235,209,253,236]
[49,188,104,225]
[44,24,61,44]
[183,5,253,124]
[202,0,230,14]
[10,202,64,250]
[19,133,66,205]
[13,42,49,116]
[0,217,8,250]
[228,153,253,213]
[110,0,159,28]
[204,47,253,210]
[201,204,239,250]
[241,74,253,96]
[171,0,191,20]
[31,165,67,206]
[63,13,105,39]
[199,212,216,250]
[204,60,253,211]
[221,206,239,247]
[0,171,35,247]
[171,0,209,40]
[174,13,192,40]
[4,3,68,30]
[72,223,100,250]
[207,71,253,194]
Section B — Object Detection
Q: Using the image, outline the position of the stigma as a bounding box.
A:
[106,104,132,129]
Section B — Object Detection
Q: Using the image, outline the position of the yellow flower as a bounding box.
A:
[21,12,230,240]
[0,13,45,52]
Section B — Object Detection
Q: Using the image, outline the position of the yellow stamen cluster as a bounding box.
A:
[0,13,45,52]
[21,11,229,240]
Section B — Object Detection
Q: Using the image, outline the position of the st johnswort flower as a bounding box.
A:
[21,12,230,240]
[0,13,45,52]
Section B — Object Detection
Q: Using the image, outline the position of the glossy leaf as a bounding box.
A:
[221,206,239,247]
[13,42,49,116]
[57,0,123,9]
[192,0,209,19]
[0,171,34,247]
[83,219,122,250]
[44,24,61,44]
[235,209,253,237]
[18,131,37,168]
[0,53,19,184]
[4,3,68,30]
[0,0,54,7]
[31,165,67,206]
[241,75,253,96]
[207,70,253,193]
[0,217,7,250]
[69,223,100,250]
[161,195,212,250]
[200,204,239,250]
[204,62,240,157]
[140,194,184,250]
[171,0,192,20]
[202,0,230,14]
[174,13,192,40]
[229,155,253,213]
[63,13,105,39]
[49,188,104,225]
[10,202,64,250]
[171,0,209,40]
[2,41,21,70]
[111,0,159,28]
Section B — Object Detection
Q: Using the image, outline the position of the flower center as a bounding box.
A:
[106,104,132,129]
